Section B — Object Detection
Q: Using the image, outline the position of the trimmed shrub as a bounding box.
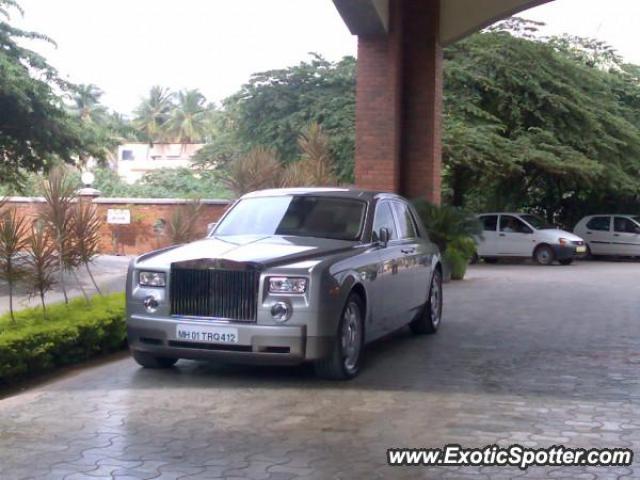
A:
[444,247,468,281]
[0,293,126,384]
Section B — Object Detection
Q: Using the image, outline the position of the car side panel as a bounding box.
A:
[477,215,499,256]
[613,217,640,256]
[579,216,612,255]
[327,247,387,343]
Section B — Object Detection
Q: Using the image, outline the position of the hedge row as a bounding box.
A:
[0,293,126,384]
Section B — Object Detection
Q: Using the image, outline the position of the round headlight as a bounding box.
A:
[143,296,159,313]
[271,301,291,323]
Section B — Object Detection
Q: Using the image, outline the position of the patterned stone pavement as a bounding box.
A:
[1,261,639,479]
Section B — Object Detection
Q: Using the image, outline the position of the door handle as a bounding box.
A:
[586,232,592,235]
[614,233,620,237]
[401,248,415,254]
[499,233,506,237]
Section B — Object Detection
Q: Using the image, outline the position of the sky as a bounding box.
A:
[12,0,640,115]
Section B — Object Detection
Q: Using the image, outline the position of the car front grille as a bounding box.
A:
[170,268,260,322]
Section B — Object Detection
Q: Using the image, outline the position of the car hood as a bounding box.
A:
[134,235,359,270]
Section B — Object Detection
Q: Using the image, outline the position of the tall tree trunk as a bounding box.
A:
[72,269,90,302]
[8,279,15,323]
[40,291,47,319]
[85,263,102,295]
[58,237,68,304]
[7,260,15,323]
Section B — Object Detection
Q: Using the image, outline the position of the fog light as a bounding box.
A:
[271,301,291,323]
[143,296,159,313]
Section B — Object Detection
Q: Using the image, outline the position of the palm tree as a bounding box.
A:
[25,223,58,316]
[292,122,338,186]
[133,86,174,144]
[0,208,28,322]
[165,89,209,144]
[71,84,106,123]
[70,202,103,294]
[40,167,78,304]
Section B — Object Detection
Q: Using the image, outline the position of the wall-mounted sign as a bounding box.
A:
[107,209,131,225]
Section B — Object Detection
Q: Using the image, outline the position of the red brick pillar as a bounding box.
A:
[401,0,442,204]
[354,0,443,205]
[354,0,403,193]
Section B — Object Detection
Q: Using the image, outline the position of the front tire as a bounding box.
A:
[314,294,364,380]
[410,268,443,335]
[534,245,555,266]
[132,350,178,369]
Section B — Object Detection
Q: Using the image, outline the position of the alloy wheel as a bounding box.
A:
[430,271,442,328]
[341,302,362,372]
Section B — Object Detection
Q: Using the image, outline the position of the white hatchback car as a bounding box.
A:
[574,215,640,258]
[476,213,587,265]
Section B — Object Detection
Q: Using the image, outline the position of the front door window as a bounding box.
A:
[499,215,533,255]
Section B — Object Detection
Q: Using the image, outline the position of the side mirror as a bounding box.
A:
[378,227,390,247]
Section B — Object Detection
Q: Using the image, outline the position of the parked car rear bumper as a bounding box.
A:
[127,315,334,365]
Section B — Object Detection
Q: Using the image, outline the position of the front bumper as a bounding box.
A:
[127,315,334,365]
[552,244,586,260]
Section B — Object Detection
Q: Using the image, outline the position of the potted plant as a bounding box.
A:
[412,200,482,281]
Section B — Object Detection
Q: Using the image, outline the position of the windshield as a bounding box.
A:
[213,196,366,241]
[633,216,640,225]
[519,214,555,230]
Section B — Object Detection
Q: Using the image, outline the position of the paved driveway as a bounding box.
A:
[1,261,639,479]
[0,255,130,315]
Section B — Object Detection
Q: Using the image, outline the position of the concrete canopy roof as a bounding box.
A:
[333,0,552,45]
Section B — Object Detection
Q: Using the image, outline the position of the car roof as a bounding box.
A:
[241,187,406,202]
[580,214,638,218]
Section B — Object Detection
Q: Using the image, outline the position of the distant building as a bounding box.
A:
[115,143,205,184]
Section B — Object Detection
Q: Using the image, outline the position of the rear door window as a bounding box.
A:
[614,217,640,234]
[586,217,611,232]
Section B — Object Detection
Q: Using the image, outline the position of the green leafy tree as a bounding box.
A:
[133,167,229,199]
[0,0,91,184]
[442,22,640,224]
[222,54,356,181]
[69,83,125,168]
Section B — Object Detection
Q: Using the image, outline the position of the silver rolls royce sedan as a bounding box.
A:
[127,188,443,379]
